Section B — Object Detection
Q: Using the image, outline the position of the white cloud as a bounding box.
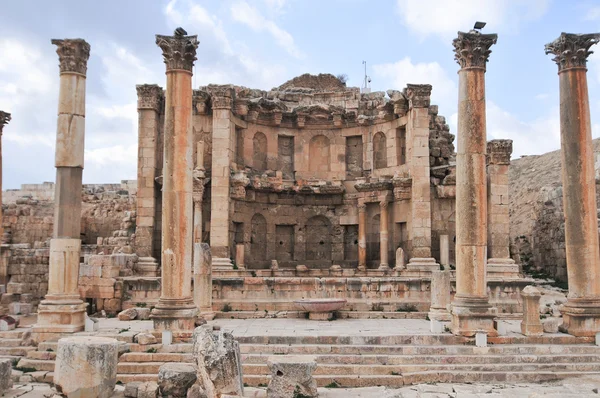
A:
[584,6,600,21]
[230,1,304,59]
[396,0,549,40]
[373,57,457,117]
[264,0,289,14]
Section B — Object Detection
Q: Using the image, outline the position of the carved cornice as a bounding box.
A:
[487,139,513,165]
[545,32,600,72]
[0,111,11,134]
[136,84,163,111]
[156,29,199,72]
[453,31,497,71]
[51,39,91,75]
[404,84,432,108]
[209,86,234,110]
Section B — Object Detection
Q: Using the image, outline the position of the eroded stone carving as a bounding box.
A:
[136,84,163,111]
[453,31,498,71]
[545,32,600,72]
[487,139,513,165]
[155,28,199,72]
[51,38,91,75]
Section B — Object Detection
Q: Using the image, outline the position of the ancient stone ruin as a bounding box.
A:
[1,27,600,397]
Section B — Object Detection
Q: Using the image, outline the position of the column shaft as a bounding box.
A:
[193,200,202,243]
[379,201,390,270]
[357,204,367,270]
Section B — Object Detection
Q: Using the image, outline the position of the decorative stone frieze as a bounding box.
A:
[155,29,199,72]
[545,32,600,72]
[404,84,432,108]
[51,39,91,75]
[136,84,163,111]
[487,139,513,165]
[193,90,210,115]
[453,31,498,71]
[210,87,234,110]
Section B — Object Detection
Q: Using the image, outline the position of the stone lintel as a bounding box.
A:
[545,32,600,72]
[51,39,91,76]
[136,84,163,111]
[156,28,199,72]
[487,139,513,165]
[453,31,498,71]
[404,84,432,108]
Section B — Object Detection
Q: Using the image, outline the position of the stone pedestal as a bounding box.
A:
[33,39,90,342]
[450,30,498,337]
[151,29,199,331]
[520,285,543,336]
[54,336,119,398]
[429,270,451,322]
[546,32,600,337]
[194,243,214,321]
[235,243,245,269]
[394,247,406,271]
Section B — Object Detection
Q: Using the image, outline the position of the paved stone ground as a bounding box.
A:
[5,378,600,397]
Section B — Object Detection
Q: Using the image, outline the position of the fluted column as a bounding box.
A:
[135,84,163,277]
[379,199,390,270]
[33,39,90,342]
[545,32,600,336]
[450,30,498,336]
[357,201,367,271]
[151,29,199,331]
[0,112,10,247]
[486,140,519,276]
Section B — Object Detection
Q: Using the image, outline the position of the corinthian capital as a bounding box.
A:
[51,39,91,75]
[404,84,432,108]
[0,111,11,132]
[453,31,498,71]
[545,32,600,72]
[156,28,199,72]
[136,84,163,111]
[487,139,512,165]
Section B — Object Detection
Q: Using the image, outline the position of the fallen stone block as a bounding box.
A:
[0,316,16,331]
[267,356,317,398]
[542,317,561,333]
[137,381,159,398]
[0,358,13,395]
[135,333,157,346]
[136,307,151,320]
[158,363,197,397]
[54,336,119,398]
[118,308,138,321]
[192,326,244,397]
[124,381,141,397]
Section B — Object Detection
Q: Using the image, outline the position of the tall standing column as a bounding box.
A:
[404,84,439,273]
[379,198,390,270]
[193,141,205,245]
[209,87,235,268]
[151,29,199,331]
[450,30,498,336]
[0,112,10,286]
[486,140,519,276]
[135,84,163,277]
[33,39,90,342]
[357,201,367,271]
[545,32,600,336]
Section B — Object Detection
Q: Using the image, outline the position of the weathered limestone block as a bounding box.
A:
[54,336,119,398]
[0,358,12,394]
[124,382,141,397]
[267,356,318,398]
[186,384,208,398]
[394,247,406,270]
[135,333,157,345]
[521,286,543,336]
[118,308,137,321]
[158,363,197,397]
[542,317,561,333]
[137,381,159,398]
[136,307,151,320]
[192,326,243,397]
[429,270,451,322]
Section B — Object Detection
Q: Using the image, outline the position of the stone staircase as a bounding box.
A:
[16,333,600,388]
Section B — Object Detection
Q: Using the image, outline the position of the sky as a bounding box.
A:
[2,0,600,189]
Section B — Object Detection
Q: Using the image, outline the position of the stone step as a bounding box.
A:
[239,343,600,356]
[0,338,25,347]
[0,346,36,357]
[26,351,56,360]
[116,374,157,384]
[242,362,600,377]
[119,352,192,363]
[118,362,170,374]
[37,342,58,352]
[241,353,600,365]
[16,358,54,372]
[235,335,470,345]
[0,329,28,339]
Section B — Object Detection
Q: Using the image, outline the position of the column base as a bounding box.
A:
[32,298,87,343]
[487,258,520,277]
[199,310,216,321]
[450,295,497,337]
[428,308,451,322]
[402,258,440,273]
[151,299,198,331]
[378,263,390,271]
[135,257,160,277]
[521,321,543,336]
[559,297,600,337]
[211,257,233,270]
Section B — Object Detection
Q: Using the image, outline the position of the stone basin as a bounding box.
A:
[294,299,347,320]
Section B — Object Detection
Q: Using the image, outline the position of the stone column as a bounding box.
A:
[33,39,90,342]
[404,84,439,272]
[379,198,390,270]
[520,285,543,336]
[151,29,199,331]
[439,234,449,270]
[545,32,600,336]
[193,141,205,244]
[429,270,451,321]
[209,87,235,269]
[193,242,214,320]
[0,112,10,249]
[357,201,367,271]
[450,30,498,336]
[487,140,519,276]
[135,84,163,277]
